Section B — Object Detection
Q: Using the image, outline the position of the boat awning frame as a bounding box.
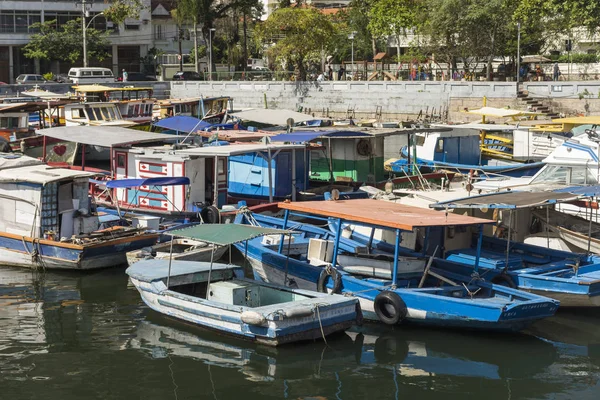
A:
[431,191,581,210]
[167,224,290,246]
[554,185,600,197]
[153,115,212,133]
[270,130,372,143]
[35,126,176,148]
[106,177,190,189]
[278,199,493,231]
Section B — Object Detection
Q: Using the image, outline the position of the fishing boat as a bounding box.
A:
[153,96,231,124]
[388,126,545,177]
[234,199,559,331]
[127,237,228,265]
[0,153,158,269]
[73,85,156,125]
[431,191,600,306]
[126,224,361,346]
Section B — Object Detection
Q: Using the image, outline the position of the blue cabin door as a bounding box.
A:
[442,137,460,164]
[275,152,290,197]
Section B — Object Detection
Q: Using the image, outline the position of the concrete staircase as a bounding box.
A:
[517,88,559,119]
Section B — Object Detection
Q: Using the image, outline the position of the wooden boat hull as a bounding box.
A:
[127,262,359,347]
[127,240,228,265]
[0,231,158,270]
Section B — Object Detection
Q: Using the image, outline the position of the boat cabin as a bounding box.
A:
[270,130,384,185]
[109,142,307,214]
[153,97,231,124]
[73,85,155,124]
[63,102,135,127]
[0,153,96,239]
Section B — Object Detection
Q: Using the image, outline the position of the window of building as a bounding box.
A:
[125,24,140,31]
[15,14,28,33]
[154,24,164,40]
[0,13,14,34]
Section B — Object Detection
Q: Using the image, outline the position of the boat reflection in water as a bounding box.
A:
[1,266,599,399]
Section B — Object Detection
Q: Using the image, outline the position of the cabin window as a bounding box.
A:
[85,108,96,121]
[414,135,426,146]
[116,154,126,168]
[103,71,113,77]
[435,139,444,153]
[99,107,111,120]
[82,71,92,76]
[92,71,103,76]
[106,107,116,120]
[531,165,568,184]
[218,159,225,174]
[570,167,598,185]
[0,117,19,128]
[93,108,103,121]
[71,108,85,119]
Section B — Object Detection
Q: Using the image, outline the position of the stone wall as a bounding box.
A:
[171,81,518,122]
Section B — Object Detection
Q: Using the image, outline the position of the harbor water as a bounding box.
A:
[1,265,600,400]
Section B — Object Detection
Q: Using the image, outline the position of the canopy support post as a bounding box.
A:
[392,229,401,287]
[206,246,216,300]
[474,224,483,272]
[213,155,218,207]
[505,210,513,270]
[331,218,342,267]
[367,227,375,251]
[303,146,308,191]
[284,232,292,286]
[588,198,593,255]
[291,148,296,201]
[278,209,289,254]
[267,147,274,203]
[327,137,334,184]
[42,134,47,161]
[546,206,550,248]
[166,237,175,289]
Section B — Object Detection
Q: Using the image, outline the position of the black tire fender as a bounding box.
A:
[317,267,342,294]
[374,291,407,325]
[491,273,516,289]
[200,205,221,224]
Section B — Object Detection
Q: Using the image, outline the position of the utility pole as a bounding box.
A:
[78,0,90,67]
[178,28,184,71]
[516,21,521,95]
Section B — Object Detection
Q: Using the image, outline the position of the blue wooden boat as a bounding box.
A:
[234,199,559,331]
[431,191,600,307]
[0,154,158,270]
[126,224,361,346]
[388,128,544,177]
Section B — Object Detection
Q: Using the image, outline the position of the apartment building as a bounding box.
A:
[0,0,153,83]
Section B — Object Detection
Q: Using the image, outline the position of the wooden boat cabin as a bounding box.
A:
[73,85,155,124]
[108,142,307,214]
[153,96,231,124]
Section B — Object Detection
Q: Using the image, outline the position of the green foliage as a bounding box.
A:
[103,0,144,24]
[254,7,336,80]
[43,72,54,81]
[189,45,208,64]
[23,19,109,63]
[368,0,423,43]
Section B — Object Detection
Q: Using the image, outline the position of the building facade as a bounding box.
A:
[0,0,153,83]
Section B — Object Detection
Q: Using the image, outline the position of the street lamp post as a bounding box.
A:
[348,32,356,81]
[81,5,104,68]
[209,28,216,80]
[516,21,521,94]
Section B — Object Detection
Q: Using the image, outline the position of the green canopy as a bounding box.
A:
[168,224,289,246]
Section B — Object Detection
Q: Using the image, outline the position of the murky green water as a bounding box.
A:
[1,266,600,399]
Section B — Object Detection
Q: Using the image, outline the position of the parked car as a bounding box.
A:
[53,73,71,83]
[116,72,157,82]
[16,74,47,84]
[172,71,203,81]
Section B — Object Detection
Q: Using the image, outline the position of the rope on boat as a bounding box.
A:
[314,304,328,346]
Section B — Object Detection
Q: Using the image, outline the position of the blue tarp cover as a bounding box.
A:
[106,177,190,188]
[153,116,212,133]
[555,185,600,197]
[270,130,372,143]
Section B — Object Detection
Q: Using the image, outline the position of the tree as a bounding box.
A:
[254,7,336,80]
[23,19,110,64]
[330,1,382,64]
[368,0,424,60]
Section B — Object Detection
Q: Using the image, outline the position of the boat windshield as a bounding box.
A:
[530,165,598,185]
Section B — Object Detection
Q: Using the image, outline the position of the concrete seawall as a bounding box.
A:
[172,80,600,121]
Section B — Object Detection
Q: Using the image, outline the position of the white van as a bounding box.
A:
[68,67,115,84]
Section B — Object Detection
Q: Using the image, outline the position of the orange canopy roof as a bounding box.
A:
[278,199,493,231]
